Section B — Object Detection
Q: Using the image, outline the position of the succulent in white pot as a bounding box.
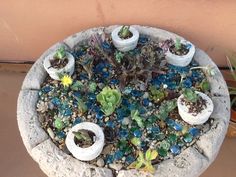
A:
[111,25,139,52]
[65,122,105,161]
[43,47,75,80]
[166,38,195,67]
[177,88,214,125]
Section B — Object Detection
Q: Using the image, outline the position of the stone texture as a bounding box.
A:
[117,147,208,177]
[196,119,228,163]
[31,139,113,177]
[21,42,70,90]
[211,96,230,122]
[17,90,48,154]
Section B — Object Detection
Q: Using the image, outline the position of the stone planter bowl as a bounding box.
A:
[17,25,230,177]
[111,26,139,52]
[177,91,214,125]
[65,122,105,161]
[43,51,75,80]
[166,39,195,67]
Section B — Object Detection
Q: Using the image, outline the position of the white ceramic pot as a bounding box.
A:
[177,91,214,125]
[166,40,195,67]
[65,122,105,161]
[43,51,75,80]
[111,26,139,52]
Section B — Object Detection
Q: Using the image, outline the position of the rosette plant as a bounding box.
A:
[96,87,122,116]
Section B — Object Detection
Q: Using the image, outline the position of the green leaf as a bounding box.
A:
[145,149,152,161]
[135,161,143,169]
[175,38,181,50]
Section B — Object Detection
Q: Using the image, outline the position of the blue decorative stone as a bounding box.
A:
[85,100,93,109]
[142,98,150,107]
[133,129,142,138]
[123,87,132,94]
[173,122,183,131]
[56,131,66,139]
[189,127,200,137]
[166,118,175,127]
[96,111,104,120]
[125,155,135,164]
[73,91,81,98]
[88,93,96,100]
[42,86,52,93]
[51,97,61,106]
[106,121,115,128]
[102,71,110,78]
[114,150,124,160]
[119,129,129,139]
[183,78,192,88]
[73,117,82,126]
[79,73,88,80]
[110,79,119,85]
[183,133,193,143]
[102,41,112,51]
[147,126,160,134]
[170,145,181,155]
[92,105,100,113]
[105,154,114,164]
[64,108,72,116]
[138,36,149,44]
[131,90,143,97]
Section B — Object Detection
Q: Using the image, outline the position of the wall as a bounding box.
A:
[0,0,236,66]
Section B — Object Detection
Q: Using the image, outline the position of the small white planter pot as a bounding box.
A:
[111,26,139,52]
[166,40,195,67]
[177,91,214,125]
[65,122,105,161]
[43,52,75,80]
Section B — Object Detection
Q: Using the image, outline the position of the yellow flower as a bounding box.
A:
[61,75,73,87]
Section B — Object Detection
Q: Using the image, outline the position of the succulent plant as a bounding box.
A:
[118,26,132,39]
[73,130,93,143]
[54,47,66,60]
[157,100,177,120]
[199,80,210,92]
[175,38,181,51]
[149,86,166,103]
[131,110,144,128]
[115,51,124,63]
[77,98,88,115]
[96,87,121,116]
[71,81,84,91]
[128,149,158,174]
[54,117,65,130]
[88,82,97,93]
[183,88,199,103]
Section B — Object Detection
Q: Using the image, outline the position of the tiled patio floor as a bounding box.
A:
[0,63,235,177]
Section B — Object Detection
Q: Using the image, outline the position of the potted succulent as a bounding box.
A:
[43,47,75,80]
[165,38,195,67]
[177,88,214,125]
[65,122,105,161]
[111,25,139,52]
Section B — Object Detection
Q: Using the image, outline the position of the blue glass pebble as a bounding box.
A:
[189,127,200,137]
[138,35,149,44]
[183,78,192,88]
[88,93,96,100]
[102,41,111,50]
[131,90,143,97]
[56,131,66,139]
[183,133,193,143]
[102,71,109,78]
[126,155,135,164]
[51,97,61,106]
[119,129,129,139]
[114,150,124,160]
[173,122,183,131]
[96,111,104,120]
[42,86,52,93]
[106,121,115,128]
[105,154,114,164]
[170,145,181,155]
[73,91,81,98]
[110,79,119,85]
[133,129,142,138]
[142,98,150,107]
[73,117,82,126]
[64,108,72,116]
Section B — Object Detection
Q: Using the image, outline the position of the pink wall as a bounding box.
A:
[0,0,236,66]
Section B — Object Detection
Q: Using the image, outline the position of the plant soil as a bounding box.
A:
[181,96,207,116]
[74,130,95,148]
[169,44,189,56]
[49,57,69,69]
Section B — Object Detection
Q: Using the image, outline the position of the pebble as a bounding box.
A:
[104,117,110,122]
[142,92,149,99]
[102,144,113,155]
[47,127,55,139]
[109,163,123,171]
[122,117,130,125]
[96,158,105,167]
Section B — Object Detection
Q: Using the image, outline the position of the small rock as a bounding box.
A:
[101,144,113,155]
[143,92,149,99]
[105,117,110,122]
[109,163,123,171]
[47,127,55,139]
[122,117,130,125]
[96,158,105,167]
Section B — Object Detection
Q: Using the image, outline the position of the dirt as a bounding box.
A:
[74,130,95,148]
[49,58,68,69]
[169,44,189,56]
